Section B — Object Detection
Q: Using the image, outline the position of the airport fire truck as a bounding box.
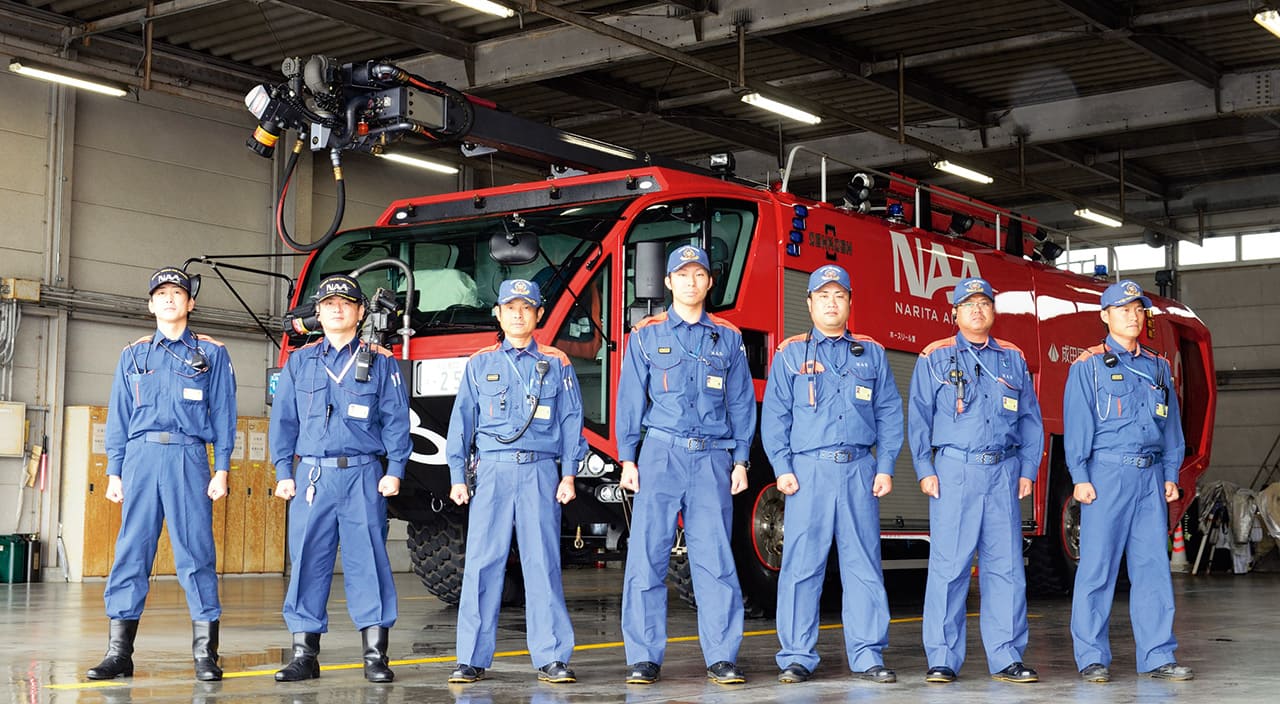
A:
[249,57,1216,610]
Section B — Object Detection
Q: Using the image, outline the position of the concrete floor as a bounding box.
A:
[1,566,1277,703]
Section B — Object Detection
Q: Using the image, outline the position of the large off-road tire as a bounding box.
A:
[1026,441,1078,597]
[406,510,525,606]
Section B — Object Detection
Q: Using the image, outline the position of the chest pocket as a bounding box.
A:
[342,384,378,426]
[130,372,160,409]
[644,340,685,394]
[477,374,511,420]
[294,373,328,416]
[848,362,877,406]
[701,354,730,397]
[530,369,560,427]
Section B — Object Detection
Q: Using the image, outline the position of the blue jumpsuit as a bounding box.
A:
[762,330,903,673]
[104,330,237,621]
[616,308,757,667]
[1065,337,1184,672]
[908,334,1044,674]
[269,338,411,634]
[446,339,584,669]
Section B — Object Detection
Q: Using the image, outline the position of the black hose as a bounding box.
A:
[496,360,551,444]
[275,142,346,253]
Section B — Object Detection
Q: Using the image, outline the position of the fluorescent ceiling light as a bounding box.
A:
[740,92,822,125]
[1255,9,1280,39]
[932,160,994,184]
[451,0,514,18]
[8,58,128,97]
[1074,208,1123,228]
[376,153,459,175]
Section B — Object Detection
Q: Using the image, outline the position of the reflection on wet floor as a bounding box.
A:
[3,567,1279,702]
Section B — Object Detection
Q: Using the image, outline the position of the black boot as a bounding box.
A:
[275,632,321,682]
[87,619,139,680]
[192,620,223,681]
[361,626,394,683]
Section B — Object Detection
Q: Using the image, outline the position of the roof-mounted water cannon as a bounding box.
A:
[842,173,888,214]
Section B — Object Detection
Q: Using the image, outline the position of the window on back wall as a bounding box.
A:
[1177,236,1236,267]
[1113,243,1166,272]
[1241,232,1280,262]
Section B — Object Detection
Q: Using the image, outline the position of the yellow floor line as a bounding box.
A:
[67,610,1037,683]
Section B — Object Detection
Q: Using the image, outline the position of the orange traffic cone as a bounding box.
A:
[1170,524,1190,573]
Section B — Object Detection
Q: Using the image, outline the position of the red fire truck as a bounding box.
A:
[253,58,1215,610]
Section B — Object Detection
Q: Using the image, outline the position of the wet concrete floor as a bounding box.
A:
[2,566,1277,703]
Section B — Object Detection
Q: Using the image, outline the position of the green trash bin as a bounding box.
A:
[0,534,27,584]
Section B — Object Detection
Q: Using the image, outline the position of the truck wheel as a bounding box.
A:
[667,553,697,609]
[1026,455,1079,596]
[406,510,525,606]
[731,480,783,617]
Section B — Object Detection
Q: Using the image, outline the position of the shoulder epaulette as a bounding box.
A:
[852,333,884,350]
[127,335,151,349]
[194,333,225,347]
[994,337,1025,358]
[920,337,957,356]
[632,311,669,332]
[469,342,502,359]
[1072,343,1107,365]
[1139,343,1166,360]
[299,339,323,350]
[776,333,808,352]
[706,313,742,335]
[539,345,572,367]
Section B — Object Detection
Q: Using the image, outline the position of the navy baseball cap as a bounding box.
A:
[149,267,193,295]
[952,277,995,305]
[1100,279,1152,309]
[808,265,851,294]
[313,273,365,303]
[666,244,711,275]
[497,278,541,307]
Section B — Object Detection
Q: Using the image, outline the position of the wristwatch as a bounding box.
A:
[734,460,751,470]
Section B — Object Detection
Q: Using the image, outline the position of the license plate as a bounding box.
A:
[413,358,468,397]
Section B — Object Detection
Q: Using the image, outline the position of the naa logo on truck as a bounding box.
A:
[890,231,981,321]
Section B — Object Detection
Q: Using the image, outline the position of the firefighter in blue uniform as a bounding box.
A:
[1065,280,1193,683]
[446,278,583,685]
[270,274,411,684]
[89,266,237,683]
[762,265,903,685]
[616,244,757,686]
[908,277,1044,684]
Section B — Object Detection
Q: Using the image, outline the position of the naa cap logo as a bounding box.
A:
[966,279,984,292]
[155,271,183,285]
[325,281,351,293]
[1123,282,1140,296]
[512,280,531,294]
[821,266,840,281]
[679,246,699,261]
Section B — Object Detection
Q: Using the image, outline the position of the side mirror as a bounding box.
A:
[489,231,540,265]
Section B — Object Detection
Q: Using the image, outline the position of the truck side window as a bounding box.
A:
[622,198,758,314]
[554,261,610,436]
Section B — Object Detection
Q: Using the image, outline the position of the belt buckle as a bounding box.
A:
[686,438,706,451]
[834,450,851,463]
[978,451,998,464]
[156,432,171,444]
[516,451,533,463]
[1136,455,1152,468]
[336,456,349,468]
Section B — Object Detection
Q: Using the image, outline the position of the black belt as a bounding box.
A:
[144,431,202,445]
[478,450,557,464]
[938,446,1015,465]
[1093,451,1160,468]
[303,454,377,468]
[644,427,735,452]
[801,447,870,464]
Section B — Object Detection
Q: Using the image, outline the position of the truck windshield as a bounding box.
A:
[301,198,633,335]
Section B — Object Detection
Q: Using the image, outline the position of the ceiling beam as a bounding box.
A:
[761,30,989,126]
[1048,0,1220,88]
[540,74,779,155]
[1030,142,1169,200]
[269,0,473,61]
[505,0,1198,243]
[66,0,234,41]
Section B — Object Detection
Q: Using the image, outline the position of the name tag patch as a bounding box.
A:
[1002,396,1018,412]
[706,375,723,390]
[182,387,203,401]
[658,347,672,354]
[347,403,370,419]
[1111,373,1124,381]
[486,374,501,381]
[534,404,553,420]
[855,385,872,401]
[1156,403,1168,418]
